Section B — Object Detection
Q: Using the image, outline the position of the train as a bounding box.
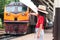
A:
[4,2,36,34]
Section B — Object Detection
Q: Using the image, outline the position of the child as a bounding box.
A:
[30,5,48,40]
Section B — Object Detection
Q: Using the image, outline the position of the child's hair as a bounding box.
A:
[38,11,46,16]
[38,11,46,27]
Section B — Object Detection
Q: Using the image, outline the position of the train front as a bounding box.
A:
[4,2,29,34]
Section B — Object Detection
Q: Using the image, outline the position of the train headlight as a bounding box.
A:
[22,12,26,16]
[22,13,27,16]
[22,13,25,16]
[6,12,10,16]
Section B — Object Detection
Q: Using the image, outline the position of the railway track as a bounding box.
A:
[0,34,26,40]
[0,34,16,40]
[0,34,28,40]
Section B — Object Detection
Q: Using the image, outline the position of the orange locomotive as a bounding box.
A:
[4,2,32,34]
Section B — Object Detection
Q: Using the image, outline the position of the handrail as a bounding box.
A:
[48,0,54,6]
[42,0,53,11]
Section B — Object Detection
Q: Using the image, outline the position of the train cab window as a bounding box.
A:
[6,7,11,12]
[6,6,15,12]
[6,6,27,13]
[11,6,15,12]
[18,6,27,12]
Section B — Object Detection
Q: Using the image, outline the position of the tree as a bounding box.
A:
[0,0,5,23]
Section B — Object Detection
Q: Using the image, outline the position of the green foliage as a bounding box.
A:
[0,18,2,28]
[0,19,1,22]
[0,0,5,14]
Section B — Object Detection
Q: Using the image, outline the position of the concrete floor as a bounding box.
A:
[11,33,53,40]
[11,29,53,40]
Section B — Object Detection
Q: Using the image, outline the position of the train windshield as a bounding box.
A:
[18,6,27,12]
[6,6,27,13]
